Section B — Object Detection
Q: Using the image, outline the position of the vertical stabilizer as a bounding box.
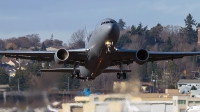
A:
[85,26,89,48]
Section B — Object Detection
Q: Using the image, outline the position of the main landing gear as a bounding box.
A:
[71,62,79,79]
[117,72,126,79]
[116,61,127,79]
[71,72,79,79]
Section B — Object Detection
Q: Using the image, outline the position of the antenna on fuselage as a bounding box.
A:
[85,25,89,48]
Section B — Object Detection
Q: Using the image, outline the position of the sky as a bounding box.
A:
[1,0,200,44]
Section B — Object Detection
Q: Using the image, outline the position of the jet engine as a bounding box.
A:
[54,48,69,64]
[135,49,149,65]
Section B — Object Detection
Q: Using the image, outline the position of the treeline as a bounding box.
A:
[0,34,67,51]
[115,13,200,90]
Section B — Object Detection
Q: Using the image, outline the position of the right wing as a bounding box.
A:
[110,48,200,66]
[0,48,88,65]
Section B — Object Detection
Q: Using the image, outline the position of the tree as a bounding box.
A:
[138,63,148,81]
[58,73,80,90]
[5,37,20,48]
[147,23,163,45]
[18,36,31,48]
[68,29,85,48]
[40,42,46,51]
[190,47,198,67]
[44,39,53,47]
[27,34,40,46]
[53,39,63,46]
[0,39,5,50]
[115,33,131,48]
[184,13,197,44]
[162,37,173,51]
[9,70,30,91]
[118,19,126,30]
[191,85,197,90]
[130,23,147,36]
[5,42,18,50]
[0,67,9,84]
[168,85,175,89]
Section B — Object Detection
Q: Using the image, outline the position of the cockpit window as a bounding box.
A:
[101,20,115,25]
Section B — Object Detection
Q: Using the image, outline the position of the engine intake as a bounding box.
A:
[54,48,69,64]
[135,49,149,65]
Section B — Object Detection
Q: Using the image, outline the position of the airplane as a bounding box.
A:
[1,18,200,81]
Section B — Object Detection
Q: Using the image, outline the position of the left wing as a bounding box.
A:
[40,68,131,73]
[0,48,88,65]
[110,49,200,65]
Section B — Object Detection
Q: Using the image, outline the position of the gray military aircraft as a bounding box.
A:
[1,18,200,81]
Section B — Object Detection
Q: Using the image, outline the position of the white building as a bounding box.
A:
[177,79,200,94]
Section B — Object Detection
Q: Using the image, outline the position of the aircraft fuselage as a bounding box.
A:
[79,18,120,79]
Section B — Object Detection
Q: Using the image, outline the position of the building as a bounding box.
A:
[177,79,200,94]
[173,95,200,112]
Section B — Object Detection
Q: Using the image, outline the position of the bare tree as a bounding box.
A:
[26,34,40,46]
[53,39,63,46]
[18,36,31,48]
[44,39,53,47]
[0,39,5,50]
[68,29,85,48]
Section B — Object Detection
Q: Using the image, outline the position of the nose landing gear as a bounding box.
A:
[105,41,113,54]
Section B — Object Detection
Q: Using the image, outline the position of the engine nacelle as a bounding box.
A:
[135,49,149,65]
[54,48,69,64]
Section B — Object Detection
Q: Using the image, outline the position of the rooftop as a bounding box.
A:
[177,79,200,84]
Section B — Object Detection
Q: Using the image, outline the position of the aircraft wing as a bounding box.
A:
[40,68,131,73]
[110,49,200,65]
[40,68,78,72]
[0,48,88,65]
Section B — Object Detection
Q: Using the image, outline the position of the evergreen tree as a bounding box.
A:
[191,85,197,90]
[184,13,197,44]
[162,37,173,52]
[115,33,131,48]
[40,42,46,51]
[118,19,126,30]
[190,47,199,67]
[168,85,175,89]
[147,23,163,45]
[0,67,9,84]
[9,70,30,91]
[138,63,148,82]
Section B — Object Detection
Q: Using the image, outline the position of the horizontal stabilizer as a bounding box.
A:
[40,68,79,72]
[103,69,131,73]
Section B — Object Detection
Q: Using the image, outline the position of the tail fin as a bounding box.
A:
[85,26,89,48]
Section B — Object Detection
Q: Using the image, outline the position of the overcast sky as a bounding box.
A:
[1,1,200,43]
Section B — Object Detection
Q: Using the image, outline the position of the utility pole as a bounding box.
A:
[151,71,155,93]
[68,77,69,91]
[18,79,20,92]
